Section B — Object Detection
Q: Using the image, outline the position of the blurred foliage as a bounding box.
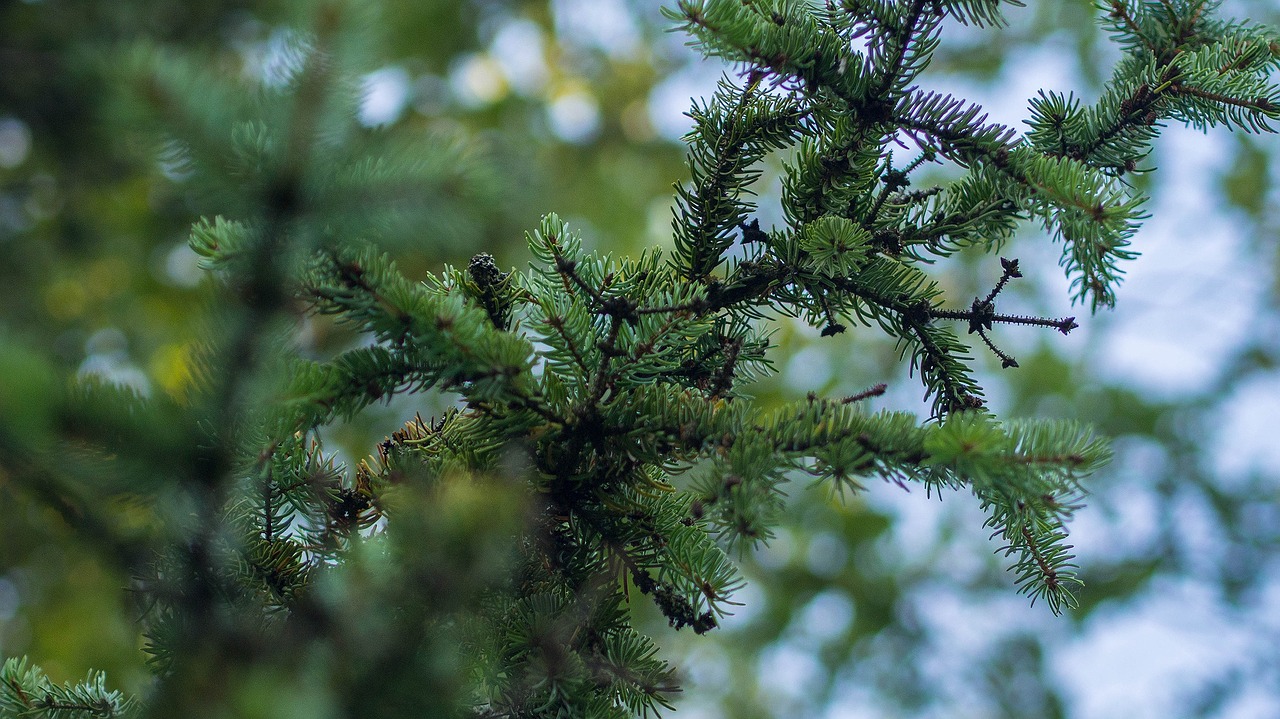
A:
[0,0,1278,717]
[0,0,686,697]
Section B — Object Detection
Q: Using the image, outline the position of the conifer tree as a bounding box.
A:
[1,1,1277,717]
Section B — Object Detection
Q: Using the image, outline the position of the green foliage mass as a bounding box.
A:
[0,1,1277,717]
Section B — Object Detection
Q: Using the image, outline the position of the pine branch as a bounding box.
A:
[13,1,1280,716]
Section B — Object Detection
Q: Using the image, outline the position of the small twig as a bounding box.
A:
[841,383,887,404]
[975,327,1019,369]
[929,307,1079,335]
[925,258,1076,370]
[553,253,607,307]
[982,257,1022,304]
[708,338,743,398]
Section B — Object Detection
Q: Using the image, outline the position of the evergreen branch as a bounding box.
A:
[1058,79,1163,169]
[937,1,1022,28]
[1105,0,1161,58]
[0,657,137,719]
[24,1,1280,714]
[303,246,538,403]
[868,0,939,99]
[865,149,938,227]
[615,536,718,634]
[707,337,743,399]
[904,319,984,413]
[139,18,355,698]
[1010,523,1079,614]
[587,315,625,406]
[671,75,804,281]
[544,313,594,379]
[1169,81,1280,126]
[899,189,1019,260]
[894,91,1019,166]
[693,252,985,414]
[553,252,609,308]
